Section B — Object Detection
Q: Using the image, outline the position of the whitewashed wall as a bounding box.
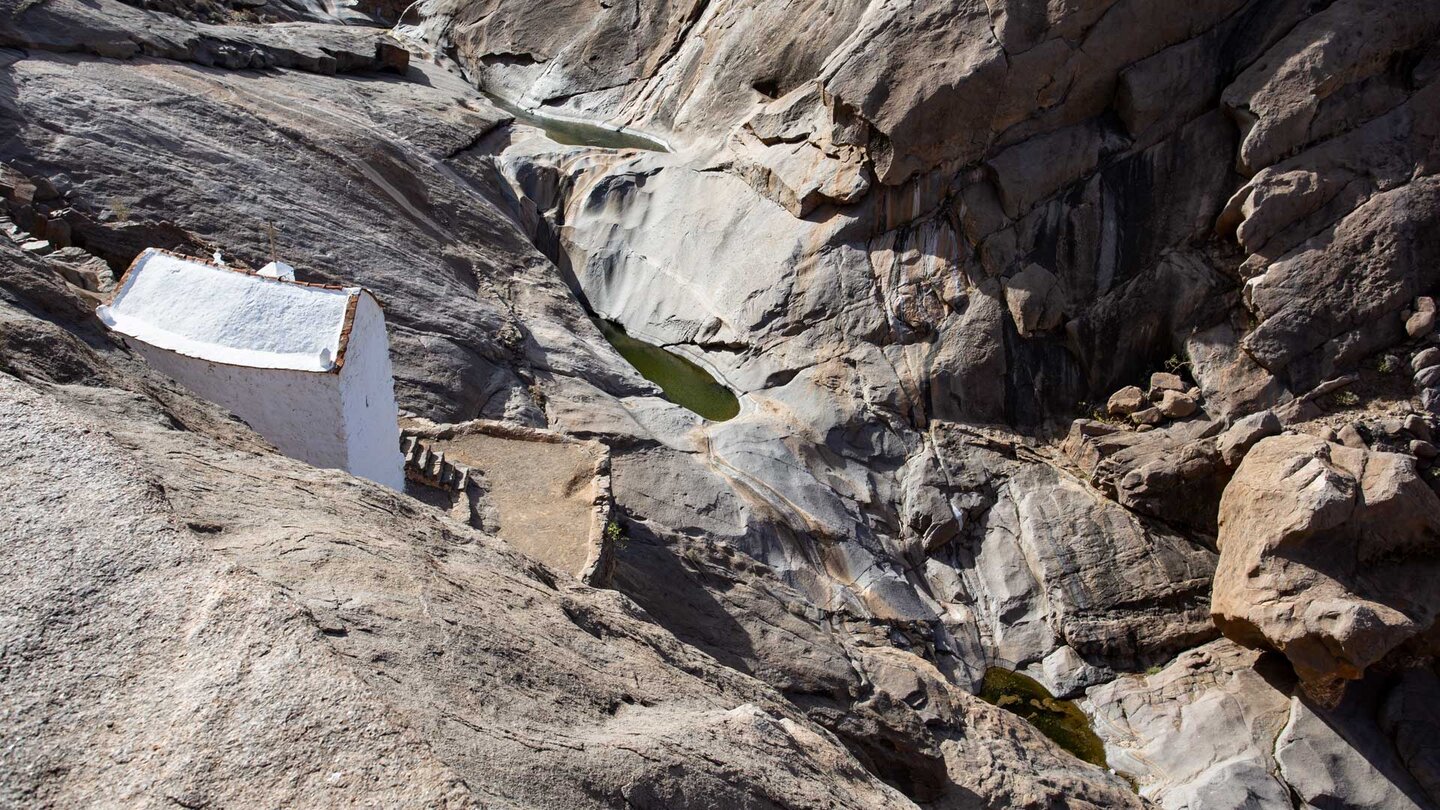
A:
[337,294,405,490]
[131,342,351,472]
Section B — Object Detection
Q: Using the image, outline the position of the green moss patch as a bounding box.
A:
[979,668,1107,767]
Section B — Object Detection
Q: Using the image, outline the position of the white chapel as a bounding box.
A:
[97,248,405,490]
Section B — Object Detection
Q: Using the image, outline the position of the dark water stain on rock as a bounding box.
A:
[597,320,739,422]
[980,668,1108,767]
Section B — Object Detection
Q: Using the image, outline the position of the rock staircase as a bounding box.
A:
[400,431,476,491]
[399,430,501,535]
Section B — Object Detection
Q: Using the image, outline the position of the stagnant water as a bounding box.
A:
[484,92,668,152]
[979,668,1107,767]
[596,320,740,422]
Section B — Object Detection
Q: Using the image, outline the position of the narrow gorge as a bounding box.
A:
[2,0,1439,808]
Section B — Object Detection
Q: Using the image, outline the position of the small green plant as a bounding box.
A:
[603,519,626,548]
[1145,665,1163,676]
[109,196,131,223]
[1377,355,1400,374]
[1163,353,1191,374]
[1078,401,1117,424]
[1334,390,1361,407]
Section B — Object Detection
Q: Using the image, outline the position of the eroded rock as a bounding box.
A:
[1214,435,1440,693]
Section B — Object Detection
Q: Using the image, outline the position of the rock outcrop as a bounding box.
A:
[1214,435,1440,694]
[0,235,1149,806]
[4,0,1440,804]
[1085,639,1440,809]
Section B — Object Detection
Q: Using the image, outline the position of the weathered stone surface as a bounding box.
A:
[0,0,406,72]
[1084,640,1296,808]
[1214,435,1440,692]
[1157,388,1198,418]
[1064,417,1230,535]
[1277,694,1432,810]
[1217,409,1282,466]
[1002,263,1064,337]
[1240,167,1440,392]
[0,251,915,809]
[0,35,651,425]
[1086,638,1439,809]
[8,0,1440,799]
[1107,385,1146,416]
[1222,0,1440,176]
[1381,667,1440,806]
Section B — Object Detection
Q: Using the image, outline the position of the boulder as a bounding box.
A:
[1149,371,1185,396]
[1063,417,1228,535]
[1083,640,1296,808]
[1404,414,1432,441]
[1337,422,1368,449]
[1087,638,1440,809]
[1408,309,1436,339]
[1131,406,1163,426]
[1414,347,1440,374]
[1106,385,1146,416]
[1214,435,1440,694]
[1216,409,1282,466]
[1157,388,1198,419]
[1002,264,1064,337]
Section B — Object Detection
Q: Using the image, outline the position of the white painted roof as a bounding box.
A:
[98,249,361,373]
[259,260,297,281]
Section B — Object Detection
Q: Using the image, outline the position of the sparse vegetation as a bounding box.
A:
[604,518,626,548]
[1334,390,1361,407]
[1081,402,1118,424]
[109,196,131,223]
[1377,354,1400,374]
[1163,352,1191,374]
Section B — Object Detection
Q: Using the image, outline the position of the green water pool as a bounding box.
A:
[597,320,740,422]
[485,92,667,152]
[979,668,1107,767]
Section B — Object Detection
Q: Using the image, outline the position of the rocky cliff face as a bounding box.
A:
[2,0,1439,806]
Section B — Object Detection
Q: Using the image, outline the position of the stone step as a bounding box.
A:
[399,431,475,492]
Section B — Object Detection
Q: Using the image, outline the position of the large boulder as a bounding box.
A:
[1084,638,1439,809]
[1213,434,1440,694]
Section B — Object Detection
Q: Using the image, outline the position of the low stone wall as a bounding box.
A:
[400,418,614,587]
